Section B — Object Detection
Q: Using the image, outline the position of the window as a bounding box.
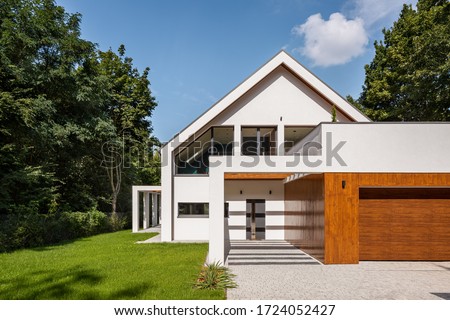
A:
[178,203,209,216]
[284,126,314,153]
[175,127,234,174]
[241,127,277,155]
[210,127,234,156]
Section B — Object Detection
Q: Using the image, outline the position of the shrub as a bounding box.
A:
[193,262,237,290]
[61,209,111,237]
[0,209,116,252]
[109,212,128,232]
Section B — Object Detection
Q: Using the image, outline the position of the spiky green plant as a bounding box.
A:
[193,262,237,290]
[331,105,337,122]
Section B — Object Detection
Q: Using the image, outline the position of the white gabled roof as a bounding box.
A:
[165,50,371,147]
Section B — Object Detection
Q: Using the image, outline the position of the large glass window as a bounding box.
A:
[211,127,234,156]
[284,126,314,153]
[178,203,209,216]
[175,127,233,174]
[241,127,277,155]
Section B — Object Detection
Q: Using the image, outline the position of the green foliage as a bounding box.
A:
[0,0,112,215]
[108,212,128,231]
[0,0,159,243]
[193,262,237,290]
[346,95,389,121]
[331,105,337,122]
[0,209,113,252]
[96,46,159,216]
[359,0,450,121]
[0,165,58,215]
[97,46,157,142]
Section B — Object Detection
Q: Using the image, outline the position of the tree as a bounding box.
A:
[0,0,113,214]
[0,0,160,250]
[0,1,159,222]
[97,46,158,218]
[331,105,337,122]
[359,0,450,121]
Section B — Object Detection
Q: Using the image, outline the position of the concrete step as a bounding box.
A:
[227,240,321,266]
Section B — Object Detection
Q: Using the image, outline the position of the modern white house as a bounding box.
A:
[132,51,450,264]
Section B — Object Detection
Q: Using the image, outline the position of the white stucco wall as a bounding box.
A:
[160,144,173,241]
[216,66,350,126]
[319,123,450,172]
[173,176,210,240]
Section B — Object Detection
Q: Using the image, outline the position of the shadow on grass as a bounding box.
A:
[0,266,151,300]
[107,284,151,300]
[29,238,94,252]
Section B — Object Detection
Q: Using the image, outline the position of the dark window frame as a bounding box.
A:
[283,125,315,153]
[178,202,209,217]
[174,126,234,175]
[241,126,277,156]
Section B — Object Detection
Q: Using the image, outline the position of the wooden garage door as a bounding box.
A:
[359,188,450,261]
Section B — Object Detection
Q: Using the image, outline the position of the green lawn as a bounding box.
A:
[0,231,223,299]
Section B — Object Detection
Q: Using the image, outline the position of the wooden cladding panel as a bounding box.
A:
[225,173,292,180]
[323,173,360,264]
[284,174,325,262]
[360,199,450,260]
[358,173,450,187]
[286,173,450,264]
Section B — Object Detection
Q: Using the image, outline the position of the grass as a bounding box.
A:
[0,230,224,299]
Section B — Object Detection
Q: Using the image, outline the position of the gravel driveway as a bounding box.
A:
[226,241,450,300]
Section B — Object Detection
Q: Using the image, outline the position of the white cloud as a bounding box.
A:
[346,0,417,27]
[292,13,368,67]
[290,1,417,67]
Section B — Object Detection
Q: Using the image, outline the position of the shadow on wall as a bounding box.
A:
[224,217,231,262]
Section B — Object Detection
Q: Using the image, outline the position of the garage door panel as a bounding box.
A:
[359,198,450,261]
[430,228,450,238]
[388,230,430,242]
[427,245,450,257]
[388,225,431,236]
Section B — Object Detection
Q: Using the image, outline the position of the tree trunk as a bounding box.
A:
[107,144,121,220]
[111,193,118,219]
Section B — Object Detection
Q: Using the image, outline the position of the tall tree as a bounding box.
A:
[359,0,450,121]
[0,0,113,214]
[97,46,158,218]
[0,0,159,221]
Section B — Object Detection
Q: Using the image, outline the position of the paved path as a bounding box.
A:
[135,227,207,244]
[136,226,162,243]
[226,240,450,300]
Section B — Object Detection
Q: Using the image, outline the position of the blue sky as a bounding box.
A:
[57,0,416,142]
